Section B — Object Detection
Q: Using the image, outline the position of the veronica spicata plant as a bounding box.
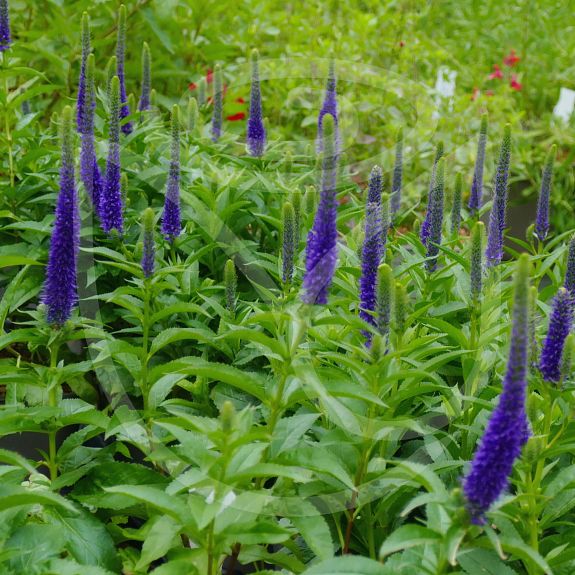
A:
[116,5,132,134]
[534,144,556,241]
[161,105,181,241]
[138,42,152,112]
[421,142,444,246]
[246,49,266,156]
[468,114,488,214]
[0,0,11,51]
[42,106,80,326]
[302,113,338,304]
[485,124,512,266]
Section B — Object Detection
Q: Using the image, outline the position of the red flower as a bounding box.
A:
[206,69,214,84]
[471,86,480,101]
[489,64,503,80]
[510,74,522,91]
[189,82,197,90]
[503,50,520,67]
[226,112,246,121]
[235,97,245,104]
[485,90,494,97]
[399,40,405,48]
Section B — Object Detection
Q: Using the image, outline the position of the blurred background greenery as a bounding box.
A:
[4,0,575,230]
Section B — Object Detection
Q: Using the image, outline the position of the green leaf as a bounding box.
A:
[303,556,388,574]
[457,548,519,575]
[379,525,441,559]
[136,515,181,570]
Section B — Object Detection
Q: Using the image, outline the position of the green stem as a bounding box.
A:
[2,54,15,189]
[48,341,60,483]
[141,279,151,414]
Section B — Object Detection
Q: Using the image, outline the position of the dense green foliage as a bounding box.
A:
[1,1,575,574]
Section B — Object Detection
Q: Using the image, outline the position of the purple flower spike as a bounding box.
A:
[141,208,155,278]
[0,0,11,52]
[76,13,91,133]
[485,124,512,266]
[247,49,266,156]
[534,144,556,241]
[43,107,80,326]
[420,142,444,246]
[302,113,338,304]
[463,254,531,524]
[468,115,488,214]
[425,157,445,273]
[161,105,181,241]
[100,76,124,235]
[539,287,573,383]
[359,166,384,333]
[138,42,152,113]
[317,58,338,153]
[116,5,132,135]
[211,64,224,142]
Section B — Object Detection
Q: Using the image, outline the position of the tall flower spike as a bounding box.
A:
[463,254,531,524]
[468,115,488,214]
[76,12,91,133]
[317,58,338,152]
[564,234,575,294]
[470,221,484,301]
[394,281,408,336]
[376,264,394,339]
[247,49,266,156]
[539,287,573,383]
[211,64,223,142]
[391,127,403,215]
[528,286,539,371]
[161,105,181,241]
[106,56,117,100]
[420,142,444,245]
[0,0,11,51]
[282,201,295,285]
[485,124,512,266]
[560,334,575,385]
[224,259,237,313]
[43,106,80,326]
[291,189,302,251]
[534,144,556,241]
[116,5,132,135]
[451,173,463,236]
[79,53,103,212]
[100,76,124,235]
[138,42,152,112]
[141,208,155,278]
[197,77,207,106]
[359,167,384,333]
[302,113,338,304]
[425,157,445,273]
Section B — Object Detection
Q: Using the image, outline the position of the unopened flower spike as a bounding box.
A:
[391,127,403,215]
[77,12,91,133]
[43,106,80,326]
[116,5,132,134]
[451,173,463,236]
[470,221,484,300]
[282,201,296,285]
[534,144,556,241]
[138,42,152,112]
[224,259,237,313]
[141,208,155,279]
[485,124,512,266]
[421,142,444,245]
[211,64,224,142]
[425,157,445,273]
[468,115,488,214]
[376,264,394,339]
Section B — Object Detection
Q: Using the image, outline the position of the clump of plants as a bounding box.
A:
[0,2,574,575]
